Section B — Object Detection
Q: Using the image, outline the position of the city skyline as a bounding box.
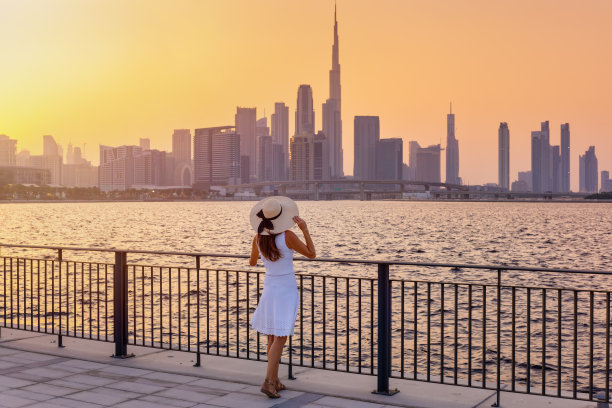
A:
[1,0,611,191]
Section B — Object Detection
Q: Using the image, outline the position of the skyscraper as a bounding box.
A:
[322,4,343,178]
[172,129,192,186]
[445,104,460,184]
[295,85,314,135]
[376,138,403,181]
[551,145,561,193]
[0,135,17,166]
[42,135,63,185]
[313,131,330,181]
[531,121,551,193]
[99,145,143,191]
[415,144,441,183]
[193,126,241,191]
[290,131,314,182]
[561,123,570,192]
[579,146,598,193]
[498,123,509,190]
[235,107,257,176]
[271,102,289,179]
[353,116,380,179]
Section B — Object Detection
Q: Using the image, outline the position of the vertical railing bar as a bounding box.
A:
[334,277,338,371]
[16,257,20,329]
[371,278,374,375]
[30,259,33,331]
[187,266,191,352]
[159,266,163,348]
[170,267,174,350]
[414,281,418,381]
[88,263,92,339]
[300,274,304,366]
[542,288,546,395]
[236,271,239,358]
[589,290,594,400]
[401,280,405,379]
[149,267,153,347]
[557,289,562,397]
[58,250,62,345]
[141,266,144,347]
[311,276,315,368]
[246,271,250,361]
[44,260,48,333]
[105,263,108,342]
[482,285,486,389]
[346,277,349,372]
[527,287,531,394]
[225,270,229,357]
[606,291,610,403]
[495,269,501,407]
[216,269,219,356]
[255,271,259,360]
[427,281,431,382]
[323,276,327,369]
[11,258,14,330]
[441,283,445,383]
[358,278,362,374]
[469,284,473,387]
[573,290,577,399]
[207,268,211,355]
[195,257,201,366]
[454,283,458,385]
[179,268,183,350]
[511,286,516,392]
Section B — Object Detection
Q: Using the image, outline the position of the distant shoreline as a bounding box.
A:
[1,198,611,204]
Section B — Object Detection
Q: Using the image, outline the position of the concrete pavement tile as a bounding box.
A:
[3,389,53,402]
[46,379,95,391]
[105,380,167,394]
[43,362,89,374]
[174,383,227,396]
[0,393,38,408]
[98,365,152,377]
[21,383,80,397]
[189,377,250,392]
[205,392,292,408]
[63,387,141,407]
[0,375,35,388]
[5,371,50,382]
[138,395,197,407]
[314,396,385,408]
[191,405,225,408]
[114,400,174,408]
[19,367,73,380]
[23,403,69,408]
[141,371,200,384]
[0,348,19,356]
[61,373,118,386]
[155,388,220,404]
[45,397,104,408]
[57,359,111,371]
[0,359,20,370]
[4,352,59,362]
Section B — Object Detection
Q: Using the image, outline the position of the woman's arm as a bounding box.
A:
[249,234,259,266]
[285,216,316,259]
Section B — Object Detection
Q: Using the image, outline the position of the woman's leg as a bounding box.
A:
[266,335,287,382]
[267,335,274,356]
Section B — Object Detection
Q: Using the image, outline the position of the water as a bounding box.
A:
[1,201,612,396]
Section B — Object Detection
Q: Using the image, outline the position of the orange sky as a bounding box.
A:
[1,0,610,189]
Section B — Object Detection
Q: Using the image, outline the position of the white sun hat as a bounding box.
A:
[249,196,299,235]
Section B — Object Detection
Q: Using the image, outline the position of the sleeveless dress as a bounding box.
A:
[250,232,299,336]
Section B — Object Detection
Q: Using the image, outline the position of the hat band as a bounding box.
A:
[256,206,283,234]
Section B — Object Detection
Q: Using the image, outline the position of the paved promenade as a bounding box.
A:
[0,328,594,408]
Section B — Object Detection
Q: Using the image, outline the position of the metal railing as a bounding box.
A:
[1,243,612,406]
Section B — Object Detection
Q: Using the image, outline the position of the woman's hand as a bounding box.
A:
[293,216,308,231]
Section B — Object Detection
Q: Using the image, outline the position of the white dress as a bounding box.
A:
[250,232,299,336]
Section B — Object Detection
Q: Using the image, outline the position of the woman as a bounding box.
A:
[249,196,316,398]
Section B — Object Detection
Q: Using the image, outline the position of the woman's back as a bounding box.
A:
[259,232,294,276]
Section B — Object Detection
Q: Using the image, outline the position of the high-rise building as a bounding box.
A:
[313,131,330,181]
[290,131,314,182]
[139,138,150,151]
[63,146,98,188]
[353,116,380,179]
[551,145,561,193]
[579,146,598,193]
[376,138,403,182]
[257,135,273,182]
[98,145,143,191]
[235,107,257,176]
[405,141,421,181]
[415,144,441,183]
[271,102,289,180]
[600,170,612,192]
[518,170,532,191]
[531,121,551,193]
[172,129,192,186]
[445,104,460,184]
[0,135,17,166]
[42,135,63,185]
[322,5,343,178]
[193,126,241,191]
[296,85,314,135]
[560,123,570,192]
[498,122,509,190]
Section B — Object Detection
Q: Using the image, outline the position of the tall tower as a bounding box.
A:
[295,85,314,135]
[323,4,343,178]
[498,122,510,190]
[560,123,570,192]
[445,103,460,184]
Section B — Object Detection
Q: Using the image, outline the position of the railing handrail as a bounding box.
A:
[1,242,611,275]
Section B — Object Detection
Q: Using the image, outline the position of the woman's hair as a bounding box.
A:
[258,233,282,262]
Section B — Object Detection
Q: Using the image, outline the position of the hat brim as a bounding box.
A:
[250,196,299,235]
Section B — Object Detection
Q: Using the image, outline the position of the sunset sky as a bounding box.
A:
[1,0,610,189]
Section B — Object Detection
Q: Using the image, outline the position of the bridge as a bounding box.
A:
[224,179,589,200]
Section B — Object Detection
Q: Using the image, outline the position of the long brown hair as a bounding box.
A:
[258,233,282,262]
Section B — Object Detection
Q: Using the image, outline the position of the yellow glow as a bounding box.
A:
[0,0,610,188]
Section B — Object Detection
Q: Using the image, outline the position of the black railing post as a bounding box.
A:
[373,263,399,395]
[112,251,132,358]
[492,268,502,407]
[57,249,64,348]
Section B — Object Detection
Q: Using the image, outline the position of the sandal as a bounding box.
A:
[275,379,287,392]
[260,379,280,399]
